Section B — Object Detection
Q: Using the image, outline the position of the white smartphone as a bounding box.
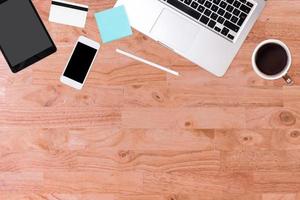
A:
[60,36,100,90]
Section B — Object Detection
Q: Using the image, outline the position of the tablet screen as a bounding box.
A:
[0,0,54,68]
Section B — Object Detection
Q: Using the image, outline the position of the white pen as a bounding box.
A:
[116,49,179,76]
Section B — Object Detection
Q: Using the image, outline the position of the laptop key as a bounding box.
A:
[197,5,205,12]
[233,8,241,16]
[221,27,229,36]
[211,4,218,11]
[213,0,221,5]
[167,0,201,19]
[227,34,235,40]
[246,1,254,7]
[204,9,212,16]
[214,26,221,32]
[204,1,212,8]
[200,15,210,24]
[224,12,232,19]
[211,12,218,20]
[240,12,247,19]
[217,8,225,15]
[237,17,245,26]
[208,20,216,28]
[184,0,192,5]
[240,4,251,13]
[191,1,199,8]
[197,0,205,4]
[220,1,227,8]
[237,12,247,25]
[224,20,239,32]
[233,0,241,8]
[231,15,238,23]
[226,5,234,12]
[217,16,225,24]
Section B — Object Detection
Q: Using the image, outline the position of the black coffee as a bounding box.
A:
[255,43,288,75]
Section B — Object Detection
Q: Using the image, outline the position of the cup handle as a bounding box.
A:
[283,74,294,85]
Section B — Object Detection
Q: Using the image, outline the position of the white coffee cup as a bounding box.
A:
[252,39,293,85]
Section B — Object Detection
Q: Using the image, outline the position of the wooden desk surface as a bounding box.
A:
[0,0,300,199]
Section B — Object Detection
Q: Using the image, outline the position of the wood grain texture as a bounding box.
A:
[0,0,300,199]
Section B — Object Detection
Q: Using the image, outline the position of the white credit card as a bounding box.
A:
[49,0,88,28]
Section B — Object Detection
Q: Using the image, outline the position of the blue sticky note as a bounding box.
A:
[95,6,132,43]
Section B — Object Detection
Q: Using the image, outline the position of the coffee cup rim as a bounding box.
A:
[252,39,292,80]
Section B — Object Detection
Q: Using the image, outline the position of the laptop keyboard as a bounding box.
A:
[160,0,255,42]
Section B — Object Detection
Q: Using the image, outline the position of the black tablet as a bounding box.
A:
[0,0,56,73]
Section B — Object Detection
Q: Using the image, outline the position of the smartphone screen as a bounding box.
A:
[63,42,97,83]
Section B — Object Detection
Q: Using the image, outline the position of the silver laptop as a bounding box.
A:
[115,0,265,77]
